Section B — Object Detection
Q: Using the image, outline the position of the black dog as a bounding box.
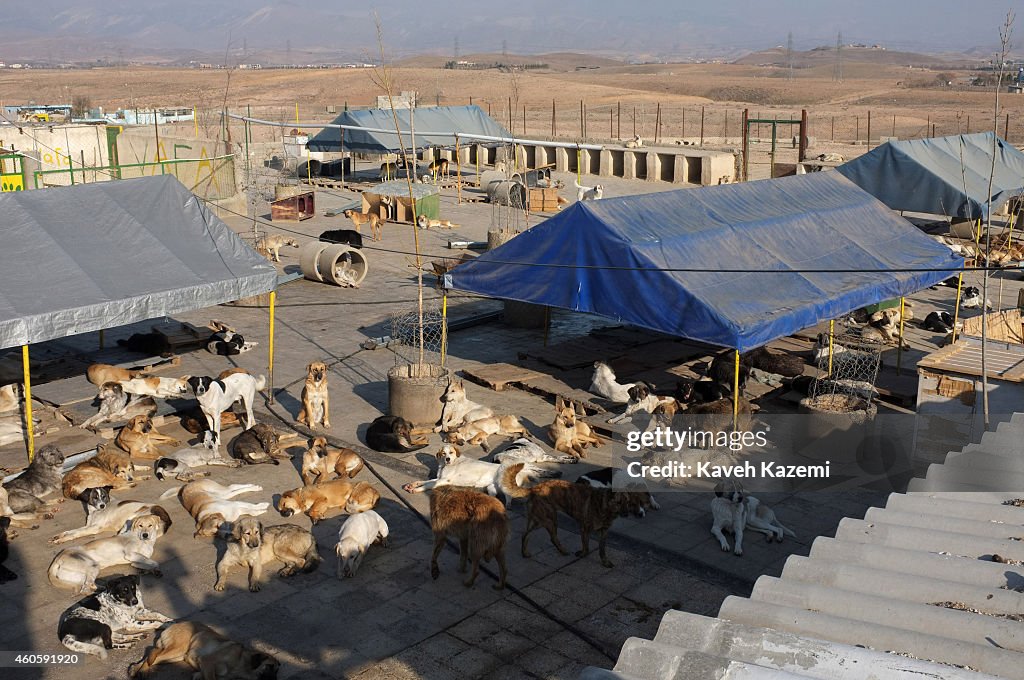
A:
[674,378,730,405]
[708,351,752,391]
[365,415,428,453]
[116,333,172,358]
[319,229,363,249]
[922,311,955,334]
[58,574,170,658]
[0,517,16,583]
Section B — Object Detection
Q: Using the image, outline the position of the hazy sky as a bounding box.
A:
[1,1,1018,59]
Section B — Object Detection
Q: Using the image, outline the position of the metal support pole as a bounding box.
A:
[741,109,749,181]
[733,350,740,429]
[896,297,906,375]
[194,106,199,137]
[543,306,551,347]
[799,109,808,161]
[576,148,581,186]
[441,293,448,367]
[455,135,462,205]
[951,271,965,343]
[700,106,705,145]
[828,320,835,377]
[22,345,33,461]
[268,290,276,404]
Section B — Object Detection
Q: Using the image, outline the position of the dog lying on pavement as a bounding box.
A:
[278,479,380,524]
[301,437,364,486]
[58,574,170,658]
[214,515,320,592]
[130,621,280,679]
[710,480,795,556]
[435,379,494,433]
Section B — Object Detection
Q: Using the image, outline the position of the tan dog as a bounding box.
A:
[170,479,269,538]
[118,376,191,399]
[278,479,379,524]
[214,516,320,592]
[297,361,330,429]
[62,446,136,500]
[429,486,508,589]
[116,415,180,462]
[0,383,20,412]
[255,234,299,262]
[344,209,383,242]
[86,363,144,387]
[548,398,603,459]
[447,415,528,452]
[300,437,364,486]
[218,367,250,380]
[417,215,459,230]
[130,621,280,679]
[428,158,450,179]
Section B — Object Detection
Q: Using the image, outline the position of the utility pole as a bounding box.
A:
[833,31,844,82]
[787,32,794,80]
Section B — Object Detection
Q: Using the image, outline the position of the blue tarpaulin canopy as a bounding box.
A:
[836,132,1024,219]
[446,172,963,351]
[307,105,512,153]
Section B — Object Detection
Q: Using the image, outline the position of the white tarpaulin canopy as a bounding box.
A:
[0,175,278,349]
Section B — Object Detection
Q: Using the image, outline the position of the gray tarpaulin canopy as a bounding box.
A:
[0,175,278,349]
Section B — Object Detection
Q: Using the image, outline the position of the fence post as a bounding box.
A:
[700,106,705,145]
[831,116,835,142]
[856,116,860,143]
[724,109,729,141]
[1006,113,1011,141]
[551,99,556,137]
[682,107,686,139]
[633,105,637,138]
[580,100,584,138]
[617,101,621,139]
[655,102,661,144]
[867,110,871,147]
[892,113,896,138]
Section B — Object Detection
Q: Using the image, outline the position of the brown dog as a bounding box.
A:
[343,209,383,242]
[214,516,320,592]
[429,486,508,589]
[86,363,144,387]
[278,479,379,524]
[297,361,330,429]
[62,446,136,500]
[548,398,603,459]
[300,437,364,486]
[446,415,528,452]
[504,464,650,568]
[218,367,250,380]
[116,415,180,462]
[130,621,280,679]
[428,158,450,179]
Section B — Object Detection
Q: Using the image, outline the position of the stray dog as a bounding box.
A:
[336,510,389,578]
[548,398,603,459]
[0,413,39,447]
[298,361,331,429]
[87,364,144,387]
[0,383,18,412]
[116,333,172,358]
[428,158,450,179]
[0,516,15,582]
[608,382,673,424]
[746,346,804,378]
[710,481,795,556]
[58,575,170,658]
[590,361,635,403]
[214,516,320,592]
[48,510,172,592]
[63,446,135,500]
[0,485,41,529]
[181,409,242,435]
[129,621,280,679]
[436,379,494,433]
[961,286,992,310]
[118,376,190,399]
[116,415,181,462]
[301,437,364,486]
[447,415,528,452]
[154,432,242,481]
[3,444,65,515]
[80,382,157,430]
[709,351,752,392]
[574,180,603,201]
[674,378,730,406]
[187,373,266,448]
[365,415,429,453]
[51,500,170,545]
[506,464,650,568]
[417,215,459,230]
[230,423,291,466]
[429,486,508,589]
[403,444,556,506]
[278,479,380,524]
[206,320,257,356]
[167,479,269,538]
[344,209,383,242]
[624,134,643,149]
[255,234,299,262]
[922,310,956,334]
[318,228,363,249]
[491,437,578,465]
[577,466,660,516]
[380,161,398,181]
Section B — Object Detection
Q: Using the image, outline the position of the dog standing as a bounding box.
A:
[298,361,331,429]
[577,466,660,517]
[278,480,380,524]
[301,437,364,486]
[344,209,383,242]
[58,574,170,658]
[574,180,604,202]
[336,510,389,578]
[428,158,450,180]
[255,234,299,263]
[187,373,265,448]
[429,486,508,589]
[214,516,320,592]
[130,621,280,679]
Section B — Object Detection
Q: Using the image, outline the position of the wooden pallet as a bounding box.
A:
[462,363,609,414]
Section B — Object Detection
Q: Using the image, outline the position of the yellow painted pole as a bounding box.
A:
[441,293,448,367]
[733,350,740,429]
[576,148,582,186]
[475,145,481,187]
[455,135,462,205]
[896,297,906,376]
[295,103,299,124]
[268,290,276,404]
[193,106,198,137]
[827,319,835,377]
[22,345,33,461]
[951,271,965,343]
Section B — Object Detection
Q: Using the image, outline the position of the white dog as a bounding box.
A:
[402,444,556,507]
[492,438,578,465]
[47,510,172,592]
[163,479,268,538]
[590,361,634,403]
[435,379,494,433]
[710,481,795,556]
[186,373,265,448]
[574,180,604,202]
[608,382,672,424]
[51,500,165,545]
[336,510,389,578]
[118,376,190,399]
[624,135,643,149]
[153,431,243,481]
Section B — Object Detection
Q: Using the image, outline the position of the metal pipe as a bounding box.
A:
[828,319,835,376]
[951,271,965,343]
[441,293,448,367]
[268,290,276,404]
[22,345,33,461]
[733,350,740,429]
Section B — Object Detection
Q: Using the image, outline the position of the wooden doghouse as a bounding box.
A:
[271,190,315,221]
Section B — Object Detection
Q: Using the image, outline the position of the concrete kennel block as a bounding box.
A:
[646,153,661,182]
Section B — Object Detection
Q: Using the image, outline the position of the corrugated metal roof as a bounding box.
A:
[584,414,1024,679]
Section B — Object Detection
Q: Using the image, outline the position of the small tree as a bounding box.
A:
[72,95,92,119]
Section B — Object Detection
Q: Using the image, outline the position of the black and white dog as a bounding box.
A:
[960,286,993,310]
[922,311,956,335]
[187,374,265,448]
[58,574,171,658]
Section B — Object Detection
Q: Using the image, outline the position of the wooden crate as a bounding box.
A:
[529,187,561,212]
[270,191,315,221]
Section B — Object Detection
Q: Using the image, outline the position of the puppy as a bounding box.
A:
[574,179,603,201]
[63,446,135,500]
[51,501,170,545]
[491,438,578,465]
[170,479,268,538]
[589,361,634,403]
[344,209,382,242]
[188,373,265,448]
[154,432,242,481]
[3,444,65,515]
[58,574,170,658]
[81,382,158,430]
[0,383,19,413]
[116,333,172,358]
[506,464,650,568]
[0,516,15,582]
[278,479,380,524]
[255,234,299,263]
[301,437,364,486]
[116,415,180,462]
[318,228,363,249]
[577,466,660,516]
[214,516,320,592]
[86,364,144,387]
[336,510,389,578]
[429,486,508,589]
[548,398,603,459]
[230,423,290,466]
[436,379,494,433]
[48,510,172,592]
[365,415,429,453]
[297,361,331,429]
[118,376,190,399]
[417,215,459,229]
[428,158,450,179]
[130,621,280,679]
[446,415,528,453]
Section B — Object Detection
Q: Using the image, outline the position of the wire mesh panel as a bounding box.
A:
[390,303,445,366]
[809,331,882,402]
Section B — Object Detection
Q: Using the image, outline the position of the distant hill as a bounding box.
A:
[734,46,984,69]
